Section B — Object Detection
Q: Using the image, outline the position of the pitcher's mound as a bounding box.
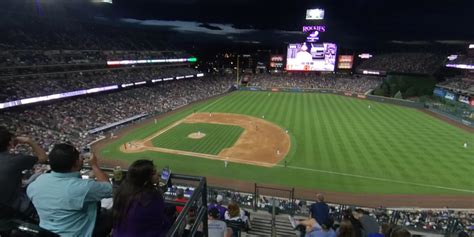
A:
[188,132,206,139]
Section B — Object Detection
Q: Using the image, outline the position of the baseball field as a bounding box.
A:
[97,91,474,206]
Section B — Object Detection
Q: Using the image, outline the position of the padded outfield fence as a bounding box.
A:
[239,86,425,109]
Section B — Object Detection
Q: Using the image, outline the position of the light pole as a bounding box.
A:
[236,55,240,86]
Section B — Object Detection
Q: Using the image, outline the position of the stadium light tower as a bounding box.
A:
[236,55,240,85]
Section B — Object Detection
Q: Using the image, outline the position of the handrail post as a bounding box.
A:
[271,198,277,237]
[253,183,257,212]
[202,177,208,237]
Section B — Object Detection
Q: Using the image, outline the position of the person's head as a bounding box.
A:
[316,193,325,202]
[216,194,224,204]
[227,202,240,218]
[127,159,156,187]
[176,188,184,199]
[338,219,355,237]
[208,207,220,220]
[389,227,411,237]
[321,218,334,231]
[49,143,81,173]
[0,126,14,152]
[351,208,366,219]
[113,159,160,226]
[381,223,396,236]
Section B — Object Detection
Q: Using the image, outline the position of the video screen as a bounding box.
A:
[306,9,325,20]
[270,55,284,69]
[286,43,337,71]
[338,55,354,69]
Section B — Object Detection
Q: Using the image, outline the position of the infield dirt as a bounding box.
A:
[119,113,291,167]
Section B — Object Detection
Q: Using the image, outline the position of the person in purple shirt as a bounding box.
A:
[208,194,227,221]
[112,160,172,237]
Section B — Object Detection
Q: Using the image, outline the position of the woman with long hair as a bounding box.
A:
[112,159,171,237]
[338,219,356,237]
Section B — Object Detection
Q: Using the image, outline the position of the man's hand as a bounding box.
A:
[89,153,109,183]
[15,136,48,164]
[89,152,98,167]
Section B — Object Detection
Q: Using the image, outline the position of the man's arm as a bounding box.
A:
[89,153,109,183]
[85,153,113,201]
[225,227,233,237]
[16,136,48,163]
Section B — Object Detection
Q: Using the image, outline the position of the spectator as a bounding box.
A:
[175,188,187,214]
[292,217,336,237]
[387,227,411,237]
[310,193,330,226]
[27,143,112,237]
[208,207,232,237]
[308,219,336,237]
[0,126,47,215]
[208,194,227,220]
[224,200,250,234]
[224,201,249,224]
[113,159,171,237]
[338,219,356,237]
[183,206,203,237]
[352,209,380,237]
[344,209,364,237]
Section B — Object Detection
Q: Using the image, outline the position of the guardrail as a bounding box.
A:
[83,166,208,237]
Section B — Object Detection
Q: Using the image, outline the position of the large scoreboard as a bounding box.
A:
[286,43,337,71]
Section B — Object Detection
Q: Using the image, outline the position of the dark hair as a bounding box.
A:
[176,188,184,198]
[209,207,220,219]
[338,219,356,237]
[49,143,80,172]
[354,208,369,215]
[388,227,411,237]
[0,126,13,152]
[113,159,161,226]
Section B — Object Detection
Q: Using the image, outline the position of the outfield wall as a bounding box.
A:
[428,107,474,128]
[366,95,424,109]
[240,86,425,109]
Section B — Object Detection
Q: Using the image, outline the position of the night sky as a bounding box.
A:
[1,0,473,51]
[110,0,474,41]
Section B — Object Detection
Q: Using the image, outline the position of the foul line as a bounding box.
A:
[197,95,227,112]
[277,165,474,194]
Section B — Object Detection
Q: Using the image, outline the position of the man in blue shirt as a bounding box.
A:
[309,193,330,226]
[27,143,113,237]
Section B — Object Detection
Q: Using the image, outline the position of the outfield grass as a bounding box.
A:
[151,123,244,155]
[100,91,474,195]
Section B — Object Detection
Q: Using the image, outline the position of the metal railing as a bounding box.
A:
[84,166,208,237]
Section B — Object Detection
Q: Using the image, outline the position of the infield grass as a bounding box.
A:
[100,91,474,195]
[151,123,244,155]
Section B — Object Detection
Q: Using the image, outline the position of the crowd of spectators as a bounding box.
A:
[357,53,445,74]
[1,73,235,152]
[246,74,382,93]
[0,12,175,51]
[0,66,200,101]
[438,77,474,93]
[0,50,189,69]
[205,188,473,235]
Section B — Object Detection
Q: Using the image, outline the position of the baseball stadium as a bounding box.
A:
[0,0,473,236]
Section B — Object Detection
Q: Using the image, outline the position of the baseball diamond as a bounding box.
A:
[97,91,474,204]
